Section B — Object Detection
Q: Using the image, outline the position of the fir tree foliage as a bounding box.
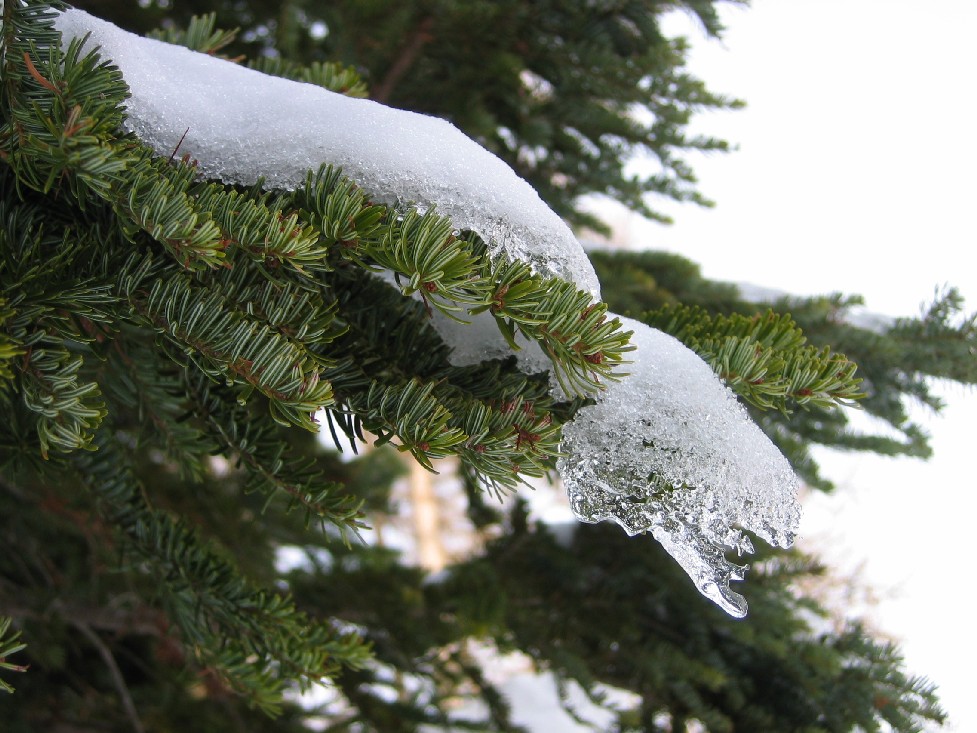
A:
[0,2,963,731]
[454,508,945,733]
[0,0,630,714]
[644,304,863,413]
[324,0,747,233]
[0,616,28,694]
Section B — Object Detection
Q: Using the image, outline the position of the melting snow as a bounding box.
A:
[54,9,801,616]
[557,318,801,617]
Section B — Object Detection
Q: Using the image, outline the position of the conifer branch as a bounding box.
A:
[645,304,864,413]
[327,271,564,487]
[194,181,329,274]
[249,56,369,98]
[0,6,952,728]
[182,370,365,532]
[472,249,634,395]
[101,337,216,480]
[147,12,238,56]
[297,164,634,394]
[0,616,28,694]
[116,251,336,430]
[75,430,371,713]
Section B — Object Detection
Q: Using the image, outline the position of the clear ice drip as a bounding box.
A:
[54,9,601,299]
[557,317,801,617]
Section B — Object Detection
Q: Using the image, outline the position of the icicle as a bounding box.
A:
[557,317,801,617]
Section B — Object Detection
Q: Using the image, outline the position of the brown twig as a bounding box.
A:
[71,620,146,733]
[168,127,190,163]
[371,16,435,103]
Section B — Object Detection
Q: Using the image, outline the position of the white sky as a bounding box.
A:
[623,2,977,730]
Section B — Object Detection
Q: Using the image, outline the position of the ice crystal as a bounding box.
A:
[557,317,801,617]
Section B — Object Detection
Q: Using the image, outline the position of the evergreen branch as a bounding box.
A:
[183,370,365,534]
[0,297,26,384]
[2,2,69,125]
[450,392,562,491]
[889,286,977,385]
[147,12,239,57]
[111,154,227,269]
[298,165,633,394]
[0,616,28,694]
[295,165,387,256]
[296,165,487,317]
[0,185,118,332]
[75,430,371,714]
[346,378,468,469]
[118,251,335,430]
[2,19,228,268]
[369,207,487,316]
[0,185,117,460]
[645,305,864,413]
[211,253,345,346]
[193,181,330,273]
[249,57,368,98]
[474,251,634,395]
[328,364,561,491]
[17,336,106,457]
[329,271,565,489]
[100,335,216,481]
[2,28,130,200]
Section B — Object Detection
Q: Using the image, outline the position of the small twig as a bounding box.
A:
[71,620,146,733]
[371,16,434,103]
[168,127,190,163]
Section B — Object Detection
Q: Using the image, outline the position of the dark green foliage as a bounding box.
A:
[644,305,863,413]
[464,510,944,733]
[314,0,745,233]
[0,0,628,721]
[0,2,963,732]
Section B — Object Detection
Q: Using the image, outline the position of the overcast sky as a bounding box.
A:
[621,2,977,730]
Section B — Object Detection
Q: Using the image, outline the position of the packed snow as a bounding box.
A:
[557,317,801,617]
[54,8,600,298]
[54,9,801,616]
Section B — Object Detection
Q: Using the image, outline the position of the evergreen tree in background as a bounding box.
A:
[2,2,973,731]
